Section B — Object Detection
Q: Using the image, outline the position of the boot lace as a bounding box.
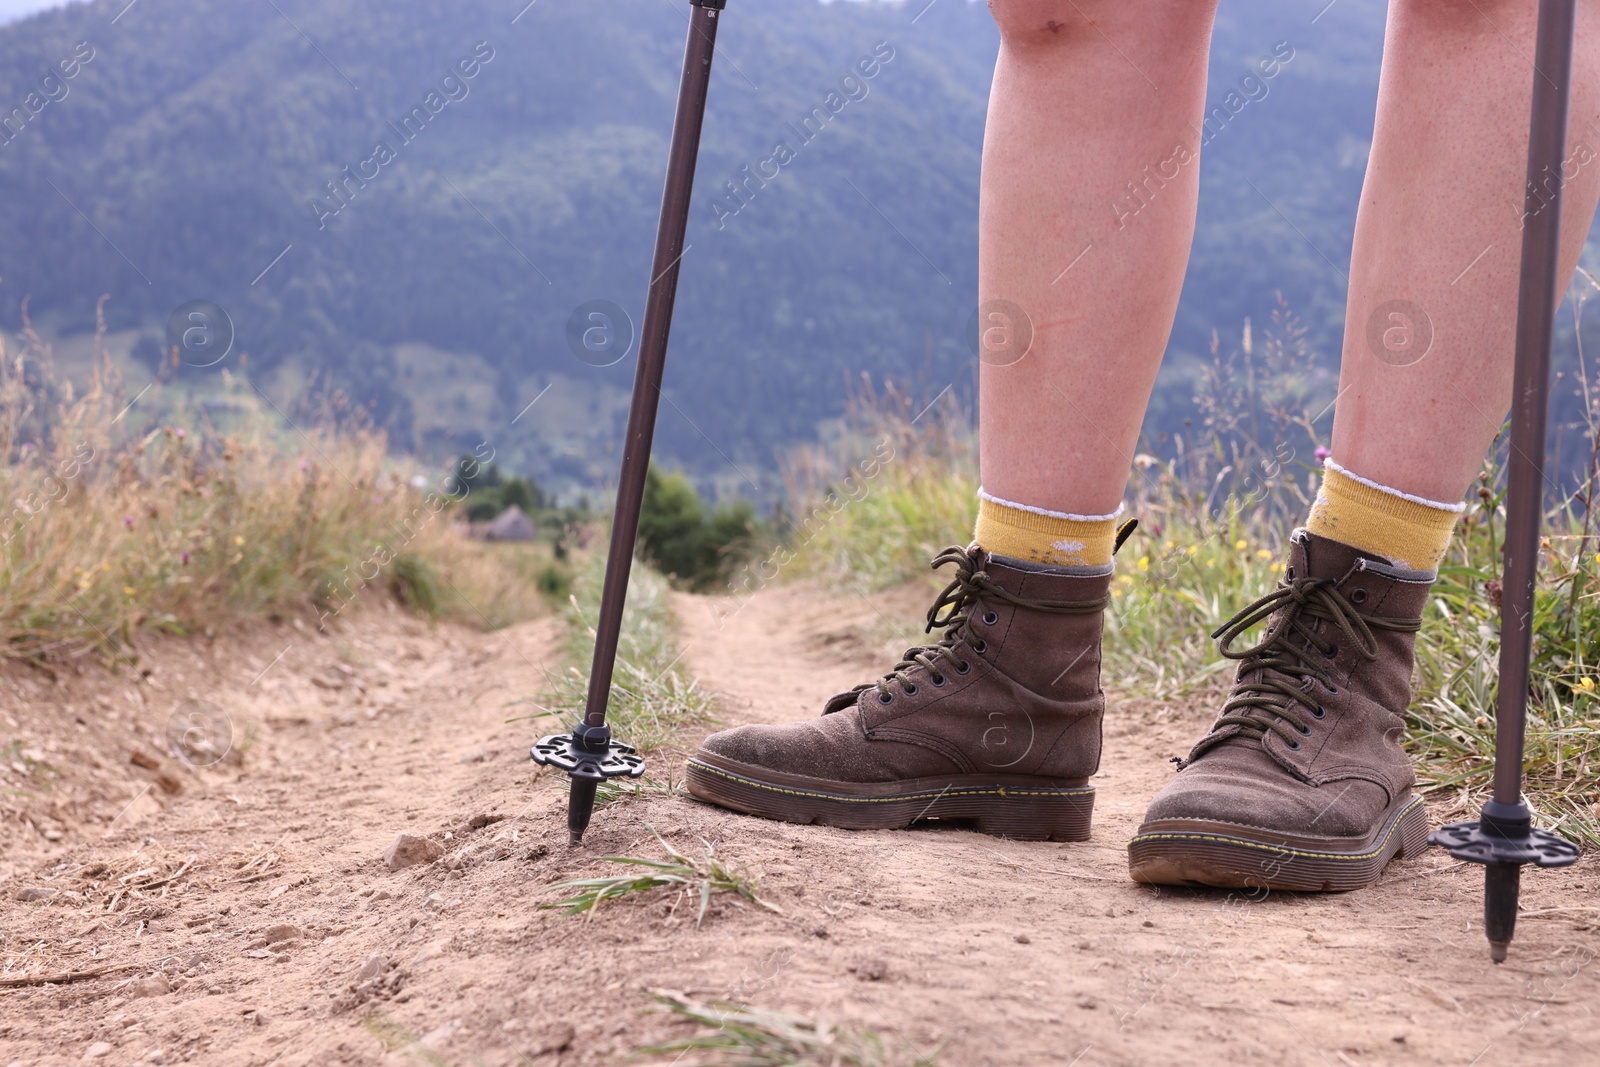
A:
[1187,575,1420,757]
[844,545,1110,706]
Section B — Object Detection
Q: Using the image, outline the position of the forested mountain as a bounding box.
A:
[1,0,1593,497]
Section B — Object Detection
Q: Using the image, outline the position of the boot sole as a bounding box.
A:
[685,753,1095,841]
[1126,794,1430,892]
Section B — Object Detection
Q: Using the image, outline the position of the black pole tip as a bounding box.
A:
[1489,941,1509,964]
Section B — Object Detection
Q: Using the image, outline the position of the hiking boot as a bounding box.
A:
[686,545,1113,840]
[1128,529,1434,891]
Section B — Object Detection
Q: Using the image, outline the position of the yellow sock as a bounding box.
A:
[973,489,1120,568]
[1306,460,1463,571]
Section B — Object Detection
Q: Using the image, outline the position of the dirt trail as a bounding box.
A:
[1,582,1597,1067]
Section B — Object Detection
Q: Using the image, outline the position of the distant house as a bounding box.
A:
[466,503,537,542]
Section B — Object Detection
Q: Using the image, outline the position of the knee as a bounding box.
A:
[989,0,1218,53]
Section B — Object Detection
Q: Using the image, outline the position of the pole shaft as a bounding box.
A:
[583,4,721,727]
[1495,0,1577,804]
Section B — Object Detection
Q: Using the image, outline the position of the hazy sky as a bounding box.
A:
[0,0,70,24]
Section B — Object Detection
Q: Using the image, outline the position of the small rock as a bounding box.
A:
[524,1021,576,1057]
[466,813,504,830]
[357,955,389,981]
[1014,933,1031,944]
[848,958,888,981]
[17,886,59,901]
[129,749,162,770]
[419,1019,460,1051]
[385,833,443,871]
[131,975,170,999]
[1077,939,1092,950]
[149,1052,169,1065]
[411,941,448,965]
[1142,920,1154,928]
[84,1042,113,1059]
[1077,997,1098,1010]
[262,923,302,944]
[457,746,492,764]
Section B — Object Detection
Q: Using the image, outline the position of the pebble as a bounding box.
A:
[1014,933,1031,944]
[16,886,59,901]
[357,955,389,981]
[262,923,303,944]
[385,833,443,871]
[848,958,888,981]
[524,1021,576,1057]
[83,1043,113,1060]
[130,975,170,999]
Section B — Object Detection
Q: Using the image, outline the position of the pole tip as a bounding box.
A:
[1489,941,1509,964]
[568,829,584,846]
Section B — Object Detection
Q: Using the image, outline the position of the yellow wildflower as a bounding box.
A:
[1234,539,1248,551]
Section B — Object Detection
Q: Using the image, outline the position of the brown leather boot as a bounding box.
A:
[687,545,1113,840]
[1129,529,1434,890]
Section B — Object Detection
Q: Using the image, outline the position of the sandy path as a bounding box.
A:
[0,583,1595,1067]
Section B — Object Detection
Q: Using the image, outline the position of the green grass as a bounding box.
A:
[541,828,779,928]
[533,545,715,753]
[635,993,942,1067]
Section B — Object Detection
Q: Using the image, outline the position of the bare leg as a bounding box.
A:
[1334,0,1600,501]
[979,1,1221,515]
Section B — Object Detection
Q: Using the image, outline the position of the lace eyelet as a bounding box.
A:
[1285,566,1296,580]
[902,684,918,697]
[1323,643,1339,659]
[930,673,946,687]
[955,661,972,674]
[1351,589,1367,604]
[1296,723,1311,735]
[982,611,998,625]
[1312,705,1326,719]
[878,691,894,704]
[972,639,988,654]
[1286,739,1301,750]
[1325,684,1338,694]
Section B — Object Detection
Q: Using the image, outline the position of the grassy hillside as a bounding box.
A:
[0,0,1414,494]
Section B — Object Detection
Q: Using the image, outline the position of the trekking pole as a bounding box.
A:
[1430,0,1582,963]
[531,0,727,844]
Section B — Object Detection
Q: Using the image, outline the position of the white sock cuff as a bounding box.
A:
[978,487,1125,523]
[1323,459,1466,514]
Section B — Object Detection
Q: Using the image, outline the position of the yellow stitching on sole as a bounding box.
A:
[1125,798,1424,863]
[687,759,1093,805]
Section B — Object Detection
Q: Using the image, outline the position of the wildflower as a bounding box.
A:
[1315,447,1331,462]
[1234,539,1248,551]
[123,516,134,529]
[1580,676,1596,694]
[1137,555,1150,572]
[233,535,245,546]
[123,586,135,596]
[1186,545,1198,556]
[181,551,190,565]
[1256,549,1273,561]
[176,428,186,439]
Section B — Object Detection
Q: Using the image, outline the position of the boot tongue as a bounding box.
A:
[1293,528,1388,583]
